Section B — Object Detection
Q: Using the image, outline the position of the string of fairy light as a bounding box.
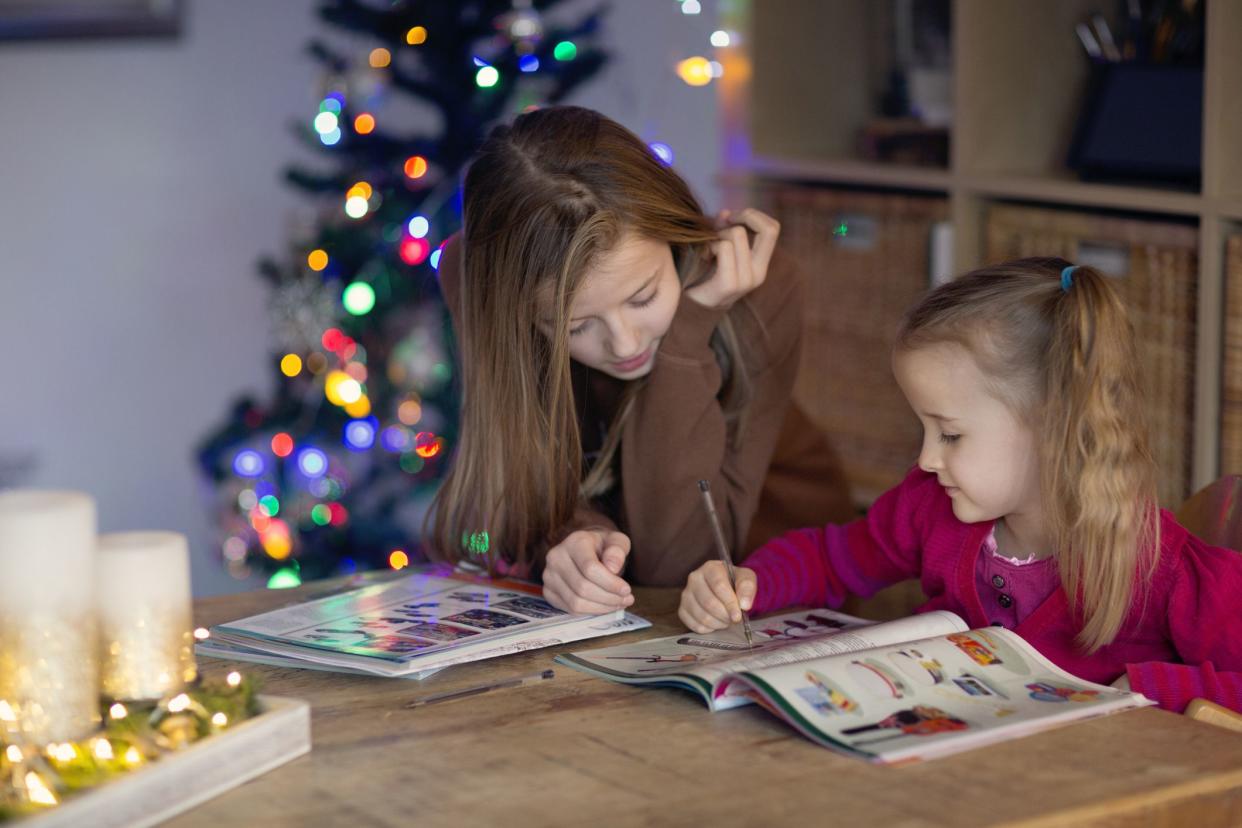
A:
[0,658,257,816]
[222,5,733,590]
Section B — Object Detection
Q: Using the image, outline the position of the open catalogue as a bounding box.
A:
[557,607,1152,764]
[197,566,649,678]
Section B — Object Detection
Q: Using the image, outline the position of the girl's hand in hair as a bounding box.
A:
[685,207,781,311]
[541,529,635,614]
[678,560,757,633]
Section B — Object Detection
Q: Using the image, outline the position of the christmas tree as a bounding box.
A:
[197,0,608,589]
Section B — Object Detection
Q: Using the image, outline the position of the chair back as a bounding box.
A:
[1177,476,1242,551]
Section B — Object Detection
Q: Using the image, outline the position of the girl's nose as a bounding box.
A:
[610,317,641,358]
[917,437,942,473]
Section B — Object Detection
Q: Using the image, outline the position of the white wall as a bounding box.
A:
[0,0,720,596]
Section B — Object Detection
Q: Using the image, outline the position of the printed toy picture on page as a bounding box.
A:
[444,608,530,630]
[794,670,863,718]
[947,631,1032,676]
[888,649,947,686]
[397,621,480,642]
[1026,681,1102,703]
[448,590,522,605]
[494,596,567,619]
[848,658,911,699]
[841,706,970,747]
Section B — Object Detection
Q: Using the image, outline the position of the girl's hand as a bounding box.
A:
[542,529,635,614]
[684,208,781,311]
[678,561,757,633]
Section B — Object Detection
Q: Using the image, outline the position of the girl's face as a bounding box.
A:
[893,343,1042,528]
[557,231,682,380]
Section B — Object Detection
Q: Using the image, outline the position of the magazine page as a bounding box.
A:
[210,565,650,675]
[557,608,968,708]
[723,626,1151,764]
[204,612,649,677]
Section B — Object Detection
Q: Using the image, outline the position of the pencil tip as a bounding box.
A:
[697,480,709,492]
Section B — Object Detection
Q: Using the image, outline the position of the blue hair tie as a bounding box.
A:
[1060,265,1078,293]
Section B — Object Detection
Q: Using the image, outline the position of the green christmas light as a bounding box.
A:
[310,504,331,526]
[267,568,302,589]
[342,282,376,315]
[554,41,577,61]
[259,494,280,516]
[475,66,499,88]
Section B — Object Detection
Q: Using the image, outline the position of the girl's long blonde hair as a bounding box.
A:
[897,257,1159,652]
[429,106,753,573]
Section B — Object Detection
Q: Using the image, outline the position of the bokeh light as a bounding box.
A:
[271,432,294,457]
[280,353,303,377]
[677,56,713,86]
[342,281,376,315]
[297,448,328,478]
[232,450,264,478]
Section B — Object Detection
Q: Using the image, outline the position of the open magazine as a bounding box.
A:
[557,607,1153,764]
[198,565,649,678]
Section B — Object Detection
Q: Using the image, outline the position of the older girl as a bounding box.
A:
[430,106,853,612]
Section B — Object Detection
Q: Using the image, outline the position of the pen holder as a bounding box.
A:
[1067,63,1203,187]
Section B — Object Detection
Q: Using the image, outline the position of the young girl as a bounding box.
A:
[680,257,1242,713]
[429,106,854,612]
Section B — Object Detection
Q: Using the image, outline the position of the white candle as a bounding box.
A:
[0,490,100,743]
[96,532,198,701]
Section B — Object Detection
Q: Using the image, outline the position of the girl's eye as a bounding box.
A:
[569,321,589,337]
[631,290,658,309]
[939,433,961,444]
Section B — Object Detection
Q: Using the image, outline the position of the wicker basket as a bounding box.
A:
[1223,235,1242,474]
[761,184,949,505]
[985,204,1198,507]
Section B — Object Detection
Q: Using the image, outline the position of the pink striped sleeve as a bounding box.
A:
[1126,661,1242,714]
[743,468,935,615]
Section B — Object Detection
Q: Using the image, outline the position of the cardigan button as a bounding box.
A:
[991,574,1005,589]
[997,593,1014,609]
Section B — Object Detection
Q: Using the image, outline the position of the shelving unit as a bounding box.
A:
[720,0,1242,500]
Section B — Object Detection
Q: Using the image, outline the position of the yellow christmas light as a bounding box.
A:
[281,354,303,377]
[406,26,427,45]
[676,56,713,86]
[307,249,329,271]
[369,47,391,68]
[344,395,372,418]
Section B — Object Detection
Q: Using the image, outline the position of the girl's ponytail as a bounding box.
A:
[1042,264,1159,651]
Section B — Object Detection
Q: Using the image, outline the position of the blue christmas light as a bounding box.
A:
[381,425,411,452]
[320,128,342,146]
[519,55,540,73]
[649,142,675,166]
[233,450,265,478]
[430,244,444,271]
[297,447,328,478]
[344,418,376,450]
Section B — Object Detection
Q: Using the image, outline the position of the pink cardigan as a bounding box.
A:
[744,468,1242,713]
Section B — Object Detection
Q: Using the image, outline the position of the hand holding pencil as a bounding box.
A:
[679,558,758,635]
[681,481,758,640]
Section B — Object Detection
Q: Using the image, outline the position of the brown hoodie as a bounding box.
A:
[438,236,853,585]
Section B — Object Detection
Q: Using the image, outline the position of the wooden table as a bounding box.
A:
[171,583,1242,827]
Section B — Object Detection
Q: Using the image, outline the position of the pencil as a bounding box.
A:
[696,480,755,648]
[404,668,555,708]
